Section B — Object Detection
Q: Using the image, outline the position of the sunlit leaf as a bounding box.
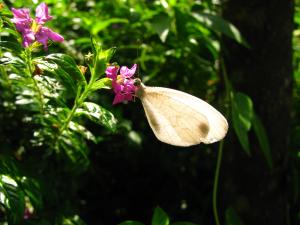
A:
[0,175,25,224]
[151,207,169,225]
[75,102,117,132]
[69,121,96,143]
[90,77,112,91]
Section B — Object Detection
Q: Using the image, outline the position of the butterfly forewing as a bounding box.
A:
[137,84,228,146]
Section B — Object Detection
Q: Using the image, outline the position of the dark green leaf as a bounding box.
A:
[152,12,171,43]
[44,53,87,86]
[75,102,117,132]
[118,221,145,225]
[0,40,22,53]
[192,13,248,46]
[252,113,273,169]
[37,60,77,96]
[151,207,169,225]
[62,215,88,225]
[171,222,198,225]
[225,207,244,225]
[231,92,253,155]
[0,175,25,224]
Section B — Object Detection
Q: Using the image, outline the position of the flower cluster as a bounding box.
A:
[106,64,138,104]
[11,2,64,50]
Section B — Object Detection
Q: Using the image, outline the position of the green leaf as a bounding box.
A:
[37,59,78,97]
[21,177,42,210]
[118,221,145,225]
[93,47,116,81]
[151,207,169,225]
[62,215,87,225]
[82,17,128,35]
[252,113,273,169]
[192,13,248,46]
[225,207,244,225]
[231,92,253,155]
[59,131,90,169]
[152,12,171,43]
[69,121,96,143]
[90,77,112,91]
[44,53,87,86]
[171,222,198,225]
[75,102,117,132]
[0,40,22,53]
[0,175,25,224]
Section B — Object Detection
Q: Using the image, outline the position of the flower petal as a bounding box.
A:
[113,93,125,105]
[35,27,64,50]
[106,66,119,80]
[120,64,137,78]
[21,28,35,47]
[35,2,52,25]
[46,28,64,42]
[11,8,32,32]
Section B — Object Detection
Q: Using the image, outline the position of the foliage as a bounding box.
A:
[0,0,295,224]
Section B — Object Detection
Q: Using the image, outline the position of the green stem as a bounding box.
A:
[25,49,45,114]
[213,140,224,225]
[53,84,90,149]
[212,57,231,225]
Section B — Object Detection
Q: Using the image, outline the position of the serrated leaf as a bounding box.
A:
[252,113,273,169]
[152,12,171,43]
[151,207,169,225]
[75,102,117,132]
[225,207,244,225]
[231,92,253,155]
[192,13,248,46]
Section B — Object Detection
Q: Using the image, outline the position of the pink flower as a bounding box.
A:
[35,2,52,25]
[105,64,138,105]
[11,2,63,50]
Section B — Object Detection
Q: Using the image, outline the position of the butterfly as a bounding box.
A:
[135,80,228,147]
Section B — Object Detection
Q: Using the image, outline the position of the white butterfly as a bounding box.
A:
[135,81,228,147]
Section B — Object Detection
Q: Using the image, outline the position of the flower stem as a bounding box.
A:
[25,49,45,114]
[213,140,224,225]
[212,57,231,225]
[53,84,90,150]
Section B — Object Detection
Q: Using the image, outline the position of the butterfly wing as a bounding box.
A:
[137,84,228,146]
